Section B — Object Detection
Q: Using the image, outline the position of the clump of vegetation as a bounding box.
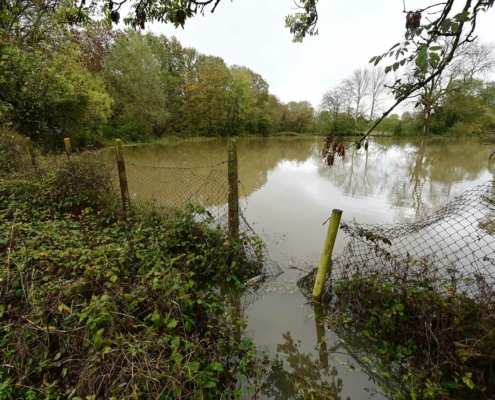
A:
[0,136,263,399]
[0,129,35,177]
[326,271,495,399]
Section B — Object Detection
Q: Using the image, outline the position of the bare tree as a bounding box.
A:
[343,68,370,133]
[320,86,348,134]
[367,67,388,121]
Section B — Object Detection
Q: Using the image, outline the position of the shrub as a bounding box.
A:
[0,150,263,399]
[0,129,34,177]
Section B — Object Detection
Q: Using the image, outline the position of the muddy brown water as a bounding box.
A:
[120,136,494,399]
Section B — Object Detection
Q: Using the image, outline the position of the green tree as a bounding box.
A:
[225,66,270,136]
[183,56,230,136]
[436,79,495,135]
[103,30,168,139]
[146,33,189,134]
[225,66,253,136]
[282,101,315,133]
[1,33,111,147]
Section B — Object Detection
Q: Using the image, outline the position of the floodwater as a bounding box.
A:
[121,137,494,399]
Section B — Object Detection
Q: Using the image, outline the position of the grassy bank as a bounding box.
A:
[0,132,263,399]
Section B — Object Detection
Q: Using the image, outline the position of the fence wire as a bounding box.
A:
[298,181,495,302]
[117,159,282,280]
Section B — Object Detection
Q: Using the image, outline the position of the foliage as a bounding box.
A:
[0,128,36,176]
[1,30,111,149]
[327,271,495,399]
[0,137,264,399]
[183,56,230,137]
[103,30,168,138]
[262,332,348,400]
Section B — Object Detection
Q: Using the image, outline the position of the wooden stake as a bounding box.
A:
[115,139,131,216]
[313,209,343,300]
[64,138,71,159]
[228,139,239,241]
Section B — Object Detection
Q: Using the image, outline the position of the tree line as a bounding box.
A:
[0,8,315,148]
[2,2,495,149]
[315,39,495,137]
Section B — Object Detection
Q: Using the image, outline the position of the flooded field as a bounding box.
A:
[121,136,494,399]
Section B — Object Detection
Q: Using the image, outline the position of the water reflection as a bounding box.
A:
[122,137,493,230]
[121,136,493,399]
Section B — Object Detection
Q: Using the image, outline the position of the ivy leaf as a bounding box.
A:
[208,362,224,371]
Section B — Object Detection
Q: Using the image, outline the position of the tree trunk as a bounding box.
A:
[423,105,431,135]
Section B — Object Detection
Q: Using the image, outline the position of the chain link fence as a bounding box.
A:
[114,155,282,280]
[296,181,495,396]
[298,181,495,300]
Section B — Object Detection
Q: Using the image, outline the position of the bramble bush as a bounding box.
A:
[0,134,263,399]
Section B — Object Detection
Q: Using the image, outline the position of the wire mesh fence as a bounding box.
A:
[297,182,495,397]
[114,155,282,280]
[298,181,495,302]
[7,135,282,281]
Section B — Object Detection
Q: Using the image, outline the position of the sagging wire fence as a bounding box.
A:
[112,139,282,281]
[299,181,495,301]
[298,182,495,396]
[13,136,282,283]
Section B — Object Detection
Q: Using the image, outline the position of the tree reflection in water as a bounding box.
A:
[261,331,349,400]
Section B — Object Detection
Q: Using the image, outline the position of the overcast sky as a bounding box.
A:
[145,0,495,108]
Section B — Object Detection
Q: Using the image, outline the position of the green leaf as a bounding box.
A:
[185,361,200,372]
[209,362,223,371]
[202,380,216,388]
[167,319,178,329]
[442,381,460,389]
[454,11,470,22]
[463,376,475,389]
[170,336,180,348]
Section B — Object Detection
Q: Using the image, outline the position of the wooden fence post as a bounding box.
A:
[313,209,343,300]
[228,139,239,241]
[26,138,36,167]
[115,139,131,217]
[64,138,71,159]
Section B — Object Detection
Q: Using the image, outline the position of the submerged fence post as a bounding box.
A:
[228,139,239,241]
[313,209,343,300]
[64,138,71,159]
[26,138,36,167]
[115,139,131,217]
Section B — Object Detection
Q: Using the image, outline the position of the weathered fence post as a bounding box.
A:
[64,138,71,159]
[228,139,239,241]
[313,209,343,300]
[115,139,131,217]
[26,138,36,167]
[314,302,329,368]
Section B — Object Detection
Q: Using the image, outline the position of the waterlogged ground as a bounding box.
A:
[122,137,494,399]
